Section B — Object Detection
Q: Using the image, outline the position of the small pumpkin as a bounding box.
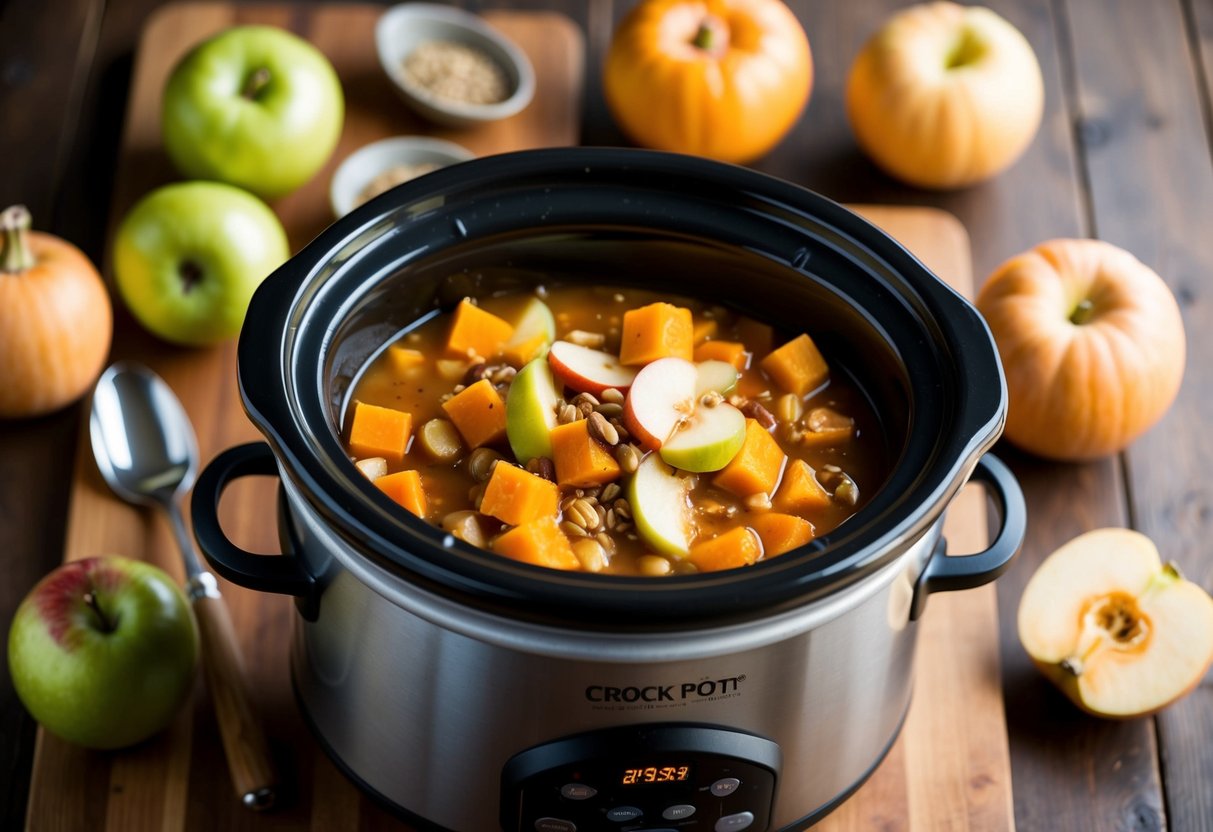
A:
[846,2,1043,189]
[976,239,1185,461]
[0,205,112,418]
[603,0,812,165]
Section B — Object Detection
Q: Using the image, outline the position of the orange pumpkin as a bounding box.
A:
[976,239,1185,461]
[0,205,112,418]
[846,2,1043,189]
[603,0,812,164]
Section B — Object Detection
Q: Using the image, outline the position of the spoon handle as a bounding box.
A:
[189,575,278,810]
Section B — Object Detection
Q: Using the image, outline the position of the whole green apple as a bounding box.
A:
[113,181,289,346]
[162,25,344,200]
[7,556,199,750]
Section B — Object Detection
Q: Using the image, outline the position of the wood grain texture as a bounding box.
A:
[1064,0,1213,828]
[22,6,1015,830]
[0,0,105,825]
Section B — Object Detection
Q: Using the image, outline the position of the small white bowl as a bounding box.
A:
[375,3,536,128]
[329,136,475,218]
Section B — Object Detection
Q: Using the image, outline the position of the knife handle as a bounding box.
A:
[189,575,277,810]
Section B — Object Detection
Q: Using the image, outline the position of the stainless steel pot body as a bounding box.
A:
[282,473,938,832]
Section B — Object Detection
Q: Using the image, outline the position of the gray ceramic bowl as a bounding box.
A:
[375,3,535,128]
[329,136,474,218]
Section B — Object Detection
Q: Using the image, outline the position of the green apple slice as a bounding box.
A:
[506,357,560,463]
[695,359,740,396]
[628,453,694,557]
[660,402,746,473]
[505,297,557,356]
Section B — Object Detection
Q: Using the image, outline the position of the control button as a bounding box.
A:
[662,804,696,821]
[535,818,576,832]
[715,811,755,831]
[560,783,597,800]
[605,805,644,822]
[710,777,741,797]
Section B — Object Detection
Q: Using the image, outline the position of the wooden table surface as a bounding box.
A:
[3,1,1212,830]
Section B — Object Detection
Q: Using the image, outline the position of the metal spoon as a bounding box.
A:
[90,361,277,811]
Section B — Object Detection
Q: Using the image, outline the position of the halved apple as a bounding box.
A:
[1018,528,1213,719]
[628,453,694,556]
[506,357,560,463]
[695,359,740,396]
[660,402,746,473]
[548,341,637,396]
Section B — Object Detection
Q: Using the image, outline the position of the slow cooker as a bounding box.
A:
[192,149,1025,832]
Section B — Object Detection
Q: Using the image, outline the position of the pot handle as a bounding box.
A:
[192,442,320,619]
[909,453,1025,620]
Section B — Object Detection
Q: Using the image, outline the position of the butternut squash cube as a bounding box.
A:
[619,302,694,365]
[749,513,814,557]
[445,298,514,360]
[688,527,761,572]
[387,345,425,376]
[493,516,580,571]
[551,420,621,487]
[692,317,718,345]
[480,462,559,527]
[374,470,427,517]
[713,419,786,497]
[693,339,748,370]
[775,460,831,513]
[442,379,507,448]
[348,401,413,465]
[760,333,829,396]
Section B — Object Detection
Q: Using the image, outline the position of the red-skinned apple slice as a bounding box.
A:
[622,357,698,450]
[660,401,747,472]
[547,341,637,396]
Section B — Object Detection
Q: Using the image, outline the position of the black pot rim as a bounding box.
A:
[237,148,1005,628]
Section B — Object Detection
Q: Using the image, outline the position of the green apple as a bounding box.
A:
[660,401,746,472]
[628,453,694,556]
[7,556,198,750]
[162,25,344,200]
[505,297,557,357]
[113,181,289,346]
[695,359,740,396]
[506,357,560,463]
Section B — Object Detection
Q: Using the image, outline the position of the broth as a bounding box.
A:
[343,285,888,576]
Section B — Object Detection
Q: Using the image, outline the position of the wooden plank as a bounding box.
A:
[0,0,105,828]
[778,2,1165,829]
[1065,0,1213,828]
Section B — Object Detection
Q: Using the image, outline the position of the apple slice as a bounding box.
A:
[660,401,746,473]
[548,341,638,396]
[504,297,557,363]
[1018,528,1213,719]
[506,357,561,463]
[622,357,698,450]
[695,359,740,396]
[627,453,694,557]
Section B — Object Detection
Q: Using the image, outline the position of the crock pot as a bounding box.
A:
[192,148,1025,832]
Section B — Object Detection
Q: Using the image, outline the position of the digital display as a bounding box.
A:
[621,764,692,785]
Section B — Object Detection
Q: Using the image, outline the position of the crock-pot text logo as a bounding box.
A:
[585,675,745,709]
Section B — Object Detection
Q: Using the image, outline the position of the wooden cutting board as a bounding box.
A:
[25,4,1013,831]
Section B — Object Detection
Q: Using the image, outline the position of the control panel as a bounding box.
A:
[501,724,780,832]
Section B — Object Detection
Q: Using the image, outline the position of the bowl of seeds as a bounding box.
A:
[376,3,536,128]
[329,136,475,218]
